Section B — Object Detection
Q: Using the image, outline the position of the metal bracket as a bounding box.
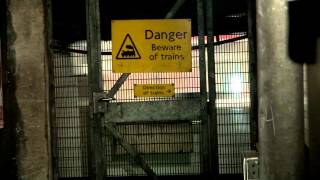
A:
[93,92,114,113]
[243,156,259,180]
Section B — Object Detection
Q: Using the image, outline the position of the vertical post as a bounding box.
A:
[307,39,320,179]
[0,0,2,126]
[6,0,50,179]
[197,0,209,177]
[85,0,104,179]
[205,0,219,178]
[247,0,258,150]
[46,0,57,179]
[257,0,305,180]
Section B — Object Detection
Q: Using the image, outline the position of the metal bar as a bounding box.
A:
[165,0,188,19]
[50,45,112,55]
[205,0,219,177]
[104,123,158,179]
[213,35,248,46]
[191,35,248,50]
[257,0,304,180]
[50,36,248,56]
[0,35,2,129]
[106,100,201,123]
[85,0,104,179]
[106,73,130,98]
[247,0,258,150]
[107,0,187,98]
[197,0,209,176]
[46,0,58,179]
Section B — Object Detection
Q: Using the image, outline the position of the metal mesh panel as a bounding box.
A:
[51,36,252,177]
[50,2,253,176]
[52,40,90,177]
[215,33,251,174]
[50,0,90,177]
[104,121,201,176]
[101,37,202,177]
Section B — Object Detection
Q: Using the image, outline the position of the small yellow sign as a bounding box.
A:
[112,19,192,73]
[134,84,175,97]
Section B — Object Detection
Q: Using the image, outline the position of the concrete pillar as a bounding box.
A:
[257,0,305,180]
[6,0,50,179]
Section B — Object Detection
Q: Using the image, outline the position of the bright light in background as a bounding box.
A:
[230,75,242,93]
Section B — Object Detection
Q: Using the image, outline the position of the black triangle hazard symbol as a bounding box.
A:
[116,34,141,59]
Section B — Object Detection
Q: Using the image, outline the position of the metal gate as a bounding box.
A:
[49,0,256,179]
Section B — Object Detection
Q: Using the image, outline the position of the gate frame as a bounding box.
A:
[86,0,216,179]
[47,0,223,179]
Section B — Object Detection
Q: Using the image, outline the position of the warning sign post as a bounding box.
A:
[112,19,192,73]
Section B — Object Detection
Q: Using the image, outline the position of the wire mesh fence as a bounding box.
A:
[50,0,253,176]
[100,36,202,176]
[52,40,90,177]
[103,121,201,176]
[51,32,252,177]
[215,33,251,174]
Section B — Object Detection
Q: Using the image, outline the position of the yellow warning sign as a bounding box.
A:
[112,19,192,73]
[116,34,141,59]
[134,84,175,97]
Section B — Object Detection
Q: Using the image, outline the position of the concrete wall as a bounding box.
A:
[6,0,50,179]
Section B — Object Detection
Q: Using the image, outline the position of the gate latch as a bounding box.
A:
[93,92,114,113]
